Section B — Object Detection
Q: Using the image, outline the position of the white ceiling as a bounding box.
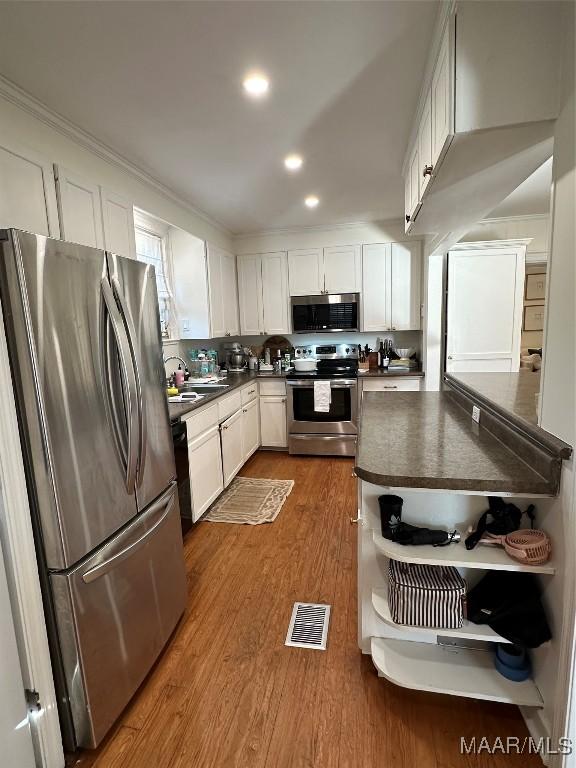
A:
[488,157,553,218]
[0,1,438,234]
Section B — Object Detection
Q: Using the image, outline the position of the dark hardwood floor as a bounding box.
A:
[72,451,539,768]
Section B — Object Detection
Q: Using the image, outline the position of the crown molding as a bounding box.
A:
[233,217,406,241]
[480,213,550,224]
[0,74,232,237]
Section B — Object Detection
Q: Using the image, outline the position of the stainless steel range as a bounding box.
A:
[287,344,358,456]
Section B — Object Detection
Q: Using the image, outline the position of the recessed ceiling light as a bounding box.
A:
[243,72,269,98]
[305,195,320,209]
[284,154,303,171]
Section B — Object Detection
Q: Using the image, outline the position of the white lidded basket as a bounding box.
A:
[388,560,466,629]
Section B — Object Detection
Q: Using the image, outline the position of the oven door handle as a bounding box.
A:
[287,379,357,388]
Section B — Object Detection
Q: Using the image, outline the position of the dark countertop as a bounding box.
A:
[358,368,425,378]
[446,371,540,425]
[168,371,285,421]
[354,391,555,495]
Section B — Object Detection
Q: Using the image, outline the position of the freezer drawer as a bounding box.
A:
[50,483,186,748]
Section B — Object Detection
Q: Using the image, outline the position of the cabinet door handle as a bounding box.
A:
[423,164,433,177]
[392,326,396,330]
[281,398,286,403]
[242,408,248,413]
[383,385,398,390]
[350,515,361,524]
[405,214,411,223]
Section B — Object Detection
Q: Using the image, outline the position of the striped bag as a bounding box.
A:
[388,560,466,629]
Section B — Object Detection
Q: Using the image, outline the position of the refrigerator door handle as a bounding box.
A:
[100,277,139,494]
[81,485,176,584]
[111,276,146,488]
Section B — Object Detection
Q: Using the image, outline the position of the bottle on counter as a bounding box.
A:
[174,365,185,387]
[378,341,385,370]
[184,366,190,382]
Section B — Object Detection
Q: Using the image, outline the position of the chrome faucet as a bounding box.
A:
[163,356,187,369]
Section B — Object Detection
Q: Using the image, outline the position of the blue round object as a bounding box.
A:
[496,644,527,670]
[494,653,532,682]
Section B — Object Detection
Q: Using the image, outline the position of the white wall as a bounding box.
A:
[234,219,408,254]
[528,6,576,760]
[0,89,232,250]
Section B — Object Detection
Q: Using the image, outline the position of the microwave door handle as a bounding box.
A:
[81,486,176,584]
[101,277,139,494]
[111,275,146,487]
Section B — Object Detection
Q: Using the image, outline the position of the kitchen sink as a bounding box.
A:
[179,383,230,394]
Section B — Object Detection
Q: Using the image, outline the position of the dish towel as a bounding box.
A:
[314,380,332,412]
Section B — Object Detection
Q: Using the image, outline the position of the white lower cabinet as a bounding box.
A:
[241,397,260,461]
[260,396,287,448]
[221,408,245,487]
[188,425,224,522]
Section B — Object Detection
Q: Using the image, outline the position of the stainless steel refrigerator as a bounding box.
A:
[0,229,186,750]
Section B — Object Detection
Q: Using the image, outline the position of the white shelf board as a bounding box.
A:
[371,637,543,708]
[371,588,511,644]
[372,531,555,574]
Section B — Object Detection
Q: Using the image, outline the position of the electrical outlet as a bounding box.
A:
[182,319,189,331]
[472,405,481,424]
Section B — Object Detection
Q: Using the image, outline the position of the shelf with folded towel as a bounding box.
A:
[372,531,556,574]
[370,637,543,707]
[371,587,511,643]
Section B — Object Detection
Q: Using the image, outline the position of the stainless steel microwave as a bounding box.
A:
[291,293,360,333]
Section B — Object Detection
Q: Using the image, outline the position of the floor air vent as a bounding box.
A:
[285,602,331,650]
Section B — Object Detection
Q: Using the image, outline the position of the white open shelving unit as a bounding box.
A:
[371,637,543,707]
[371,587,512,644]
[359,484,553,709]
[372,531,556,574]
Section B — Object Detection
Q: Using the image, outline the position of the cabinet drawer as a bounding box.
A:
[185,403,219,442]
[218,390,242,422]
[361,377,423,393]
[241,382,258,404]
[258,380,286,396]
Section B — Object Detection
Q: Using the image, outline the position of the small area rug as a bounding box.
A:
[203,477,294,525]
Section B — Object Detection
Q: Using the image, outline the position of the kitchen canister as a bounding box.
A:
[388,560,466,629]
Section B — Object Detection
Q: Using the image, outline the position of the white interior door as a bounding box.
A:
[100,188,136,259]
[238,254,264,335]
[261,251,290,334]
[447,245,525,372]
[55,165,104,248]
[323,245,362,294]
[362,243,391,332]
[0,141,60,236]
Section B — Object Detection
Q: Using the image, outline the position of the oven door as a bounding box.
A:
[287,379,357,435]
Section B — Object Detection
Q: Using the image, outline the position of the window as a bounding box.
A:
[134,212,174,338]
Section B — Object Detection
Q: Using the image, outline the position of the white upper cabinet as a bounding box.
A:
[0,141,60,237]
[361,242,421,332]
[55,166,104,248]
[100,188,136,259]
[261,251,290,335]
[288,246,360,295]
[221,249,240,336]
[206,243,238,338]
[238,251,290,336]
[323,245,361,294]
[362,243,391,332]
[390,242,421,331]
[418,90,433,199]
[288,248,323,295]
[206,243,226,338]
[238,254,264,335]
[170,228,211,339]
[430,23,453,168]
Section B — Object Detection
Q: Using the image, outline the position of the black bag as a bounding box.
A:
[465,497,535,550]
[466,570,551,648]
